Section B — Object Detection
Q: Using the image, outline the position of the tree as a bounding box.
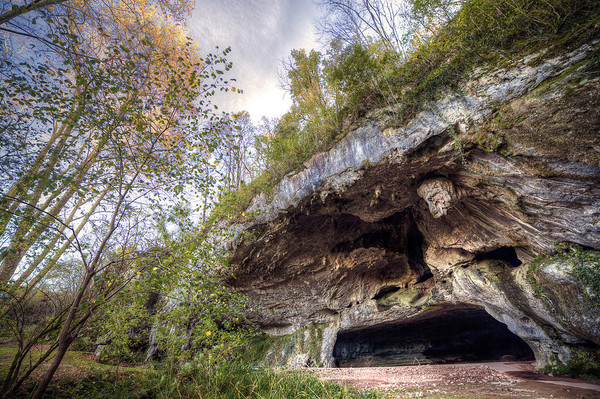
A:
[0,0,233,284]
[281,48,344,146]
[242,48,348,186]
[0,0,193,26]
[316,0,464,58]
[0,0,68,26]
[0,0,236,396]
[316,0,415,56]
[252,116,279,173]
[217,111,256,191]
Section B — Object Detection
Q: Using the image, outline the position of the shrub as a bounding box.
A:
[542,348,600,381]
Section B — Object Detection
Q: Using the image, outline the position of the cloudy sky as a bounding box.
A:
[189,0,322,121]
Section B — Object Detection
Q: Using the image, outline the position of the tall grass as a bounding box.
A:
[168,362,380,399]
[9,360,381,399]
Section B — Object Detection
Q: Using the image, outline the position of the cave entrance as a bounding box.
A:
[333,305,534,367]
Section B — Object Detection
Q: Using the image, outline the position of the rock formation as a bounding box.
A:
[227,42,600,369]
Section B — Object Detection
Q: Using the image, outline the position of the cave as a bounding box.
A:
[333,305,534,367]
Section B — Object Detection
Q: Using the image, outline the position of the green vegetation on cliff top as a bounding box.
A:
[213,0,600,221]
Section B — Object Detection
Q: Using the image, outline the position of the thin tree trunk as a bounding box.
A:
[0,0,67,25]
[0,169,84,281]
[15,181,112,287]
[0,120,80,280]
[12,193,86,286]
[31,119,161,399]
[31,187,125,399]
[0,97,124,281]
[30,270,92,399]
[0,88,84,235]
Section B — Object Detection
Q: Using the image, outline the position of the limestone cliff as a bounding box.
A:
[227,42,600,369]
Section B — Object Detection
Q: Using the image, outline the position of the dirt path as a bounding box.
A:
[312,362,600,398]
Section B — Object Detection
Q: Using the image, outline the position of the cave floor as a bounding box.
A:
[312,362,600,398]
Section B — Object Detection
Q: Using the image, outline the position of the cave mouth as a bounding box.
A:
[333,305,534,367]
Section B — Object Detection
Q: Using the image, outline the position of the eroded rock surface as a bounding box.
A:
[417,178,457,218]
[228,43,600,369]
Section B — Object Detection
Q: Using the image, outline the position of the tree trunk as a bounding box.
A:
[0,0,67,25]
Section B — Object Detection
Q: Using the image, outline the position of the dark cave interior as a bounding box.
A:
[333,305,534,367]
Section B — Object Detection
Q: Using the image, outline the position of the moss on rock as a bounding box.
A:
[259,323,329,368]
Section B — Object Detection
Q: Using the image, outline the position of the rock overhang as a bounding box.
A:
[224,42,600,368]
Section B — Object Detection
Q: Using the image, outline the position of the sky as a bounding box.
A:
[189,0,323,122]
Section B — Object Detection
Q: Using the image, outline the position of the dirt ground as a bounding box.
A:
[312,362,600,399]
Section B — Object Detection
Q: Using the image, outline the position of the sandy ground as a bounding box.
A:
[311,362,600,398]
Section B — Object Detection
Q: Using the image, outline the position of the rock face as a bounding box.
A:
[229,42,600,369]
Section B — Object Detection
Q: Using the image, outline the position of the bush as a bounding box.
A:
[567,349,600,380]
[542,348,600,381]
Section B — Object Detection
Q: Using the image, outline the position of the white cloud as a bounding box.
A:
[189,0,321,122]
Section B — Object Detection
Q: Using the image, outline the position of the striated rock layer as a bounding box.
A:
[228,42,600,369]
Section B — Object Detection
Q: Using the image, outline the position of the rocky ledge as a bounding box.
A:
[227,42,600,369]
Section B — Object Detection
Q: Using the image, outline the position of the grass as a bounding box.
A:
[0,344,383,398]
[0,343,155,398]
[172,362,383,399]
[0,342,151,373]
